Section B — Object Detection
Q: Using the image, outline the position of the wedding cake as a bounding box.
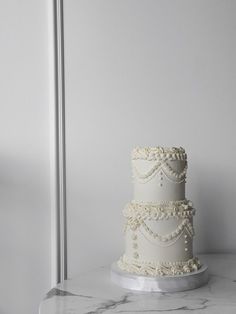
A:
[117,146,201,276]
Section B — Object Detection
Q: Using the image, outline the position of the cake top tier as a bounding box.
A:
[132,146,187,161]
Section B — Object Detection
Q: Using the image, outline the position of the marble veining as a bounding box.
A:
[45,288,94,300]
[85,295,131,314]
[40,254,236,314]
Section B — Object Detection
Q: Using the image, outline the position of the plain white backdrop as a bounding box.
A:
[0,1,52,314]
[64,0,236,278]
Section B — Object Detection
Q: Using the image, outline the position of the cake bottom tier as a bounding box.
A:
[119,200,201,276]
[118,254,201,276]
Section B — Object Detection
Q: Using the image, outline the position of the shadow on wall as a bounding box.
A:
[193,163,235,254]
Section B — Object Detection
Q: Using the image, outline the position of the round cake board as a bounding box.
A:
[111,262,209,292]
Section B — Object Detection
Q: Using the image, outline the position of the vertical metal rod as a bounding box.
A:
[53,0,67,283]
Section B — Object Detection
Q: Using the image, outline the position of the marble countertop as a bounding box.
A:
[40,254,236,314]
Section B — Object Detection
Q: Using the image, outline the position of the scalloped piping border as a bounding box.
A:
[117,255,201,276]
[123,199,195,222]
[132,146,187,161]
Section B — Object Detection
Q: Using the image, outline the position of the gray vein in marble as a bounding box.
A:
[45,288,94,300]
[116,305,208,312]
[85,294,130,314]
[120,298,208,313]
[86,295,209,314]
[116,308,206,313]
[40,255,236,314]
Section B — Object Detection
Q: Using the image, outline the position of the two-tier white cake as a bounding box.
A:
[117,146,201,276]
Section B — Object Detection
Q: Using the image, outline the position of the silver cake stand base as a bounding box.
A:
[111,262,209,292]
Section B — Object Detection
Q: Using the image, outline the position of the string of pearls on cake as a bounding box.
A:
[141,219,194,242]
[139,226,188,247]
[132,160,187,184]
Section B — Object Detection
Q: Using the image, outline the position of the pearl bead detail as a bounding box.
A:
[141,219,194,242]
[185,248,188,251]
[132,160,187,184]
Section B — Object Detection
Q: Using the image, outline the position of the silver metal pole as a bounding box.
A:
[53,0,67,283]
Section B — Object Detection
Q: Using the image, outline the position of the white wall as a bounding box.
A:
[64,0,236,278]
[0,1,52,313]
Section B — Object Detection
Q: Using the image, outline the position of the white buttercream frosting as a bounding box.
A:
[118,255,201,276]
[118,146,201,276]
[123,200,195,230]
[132,146,187,161]
[133,159,186,202]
